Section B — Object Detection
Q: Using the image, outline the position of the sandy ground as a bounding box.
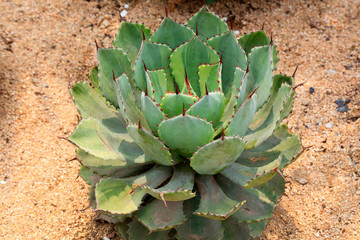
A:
[0,0,359,239]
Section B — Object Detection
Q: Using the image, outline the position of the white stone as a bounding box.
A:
[120,10,128,18]
[124,4,129,9]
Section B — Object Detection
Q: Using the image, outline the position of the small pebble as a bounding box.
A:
[234,30,240,36]
[336,105,350,113]
[124,4,129,9]
[0,180,6,184]
[328,69,336,75]
[324,123,332,129]
[100,19,110,29]
[309,87,315,94]
[222,17,228,22]
[335,99,344,107]
[301,99,310,106]
[120,10,128,18]
[293,169,309,185]
[102,237,110,240]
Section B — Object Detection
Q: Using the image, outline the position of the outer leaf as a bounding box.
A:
[244,84,292,149]
[135,200,187,231]
[127,125,174,166]
[208,31,247,94]
[98,48,132,107]
[186,7,228,41]
[216,174,276,222]
[158,115,215,158]
[113,22,151,64]
[71,81,126,126]
[116,75,150,130]
[186,92,225,127]
[250,74,292,129]
[249,220,269,238]
[134,41,172,90]
[77,149,147,177]
[221,152,281,188]
[95,165,172,215]
[141,93,166,134]
[226,93,257,138]
[190,137,245,175]
[143,163,196,201]
[176,215,223,240]
[238,31,270,56]
[68,118,148,162]
[236,68,248,107]
[150,17,195,49]
[245,45,273,109]
[222,217,251,240]
[128,219,170,240]
[238,30,279,69]
[89,66,101,95]
[170,37,219,96]
[242,124,301,169]
[194,175,245,220]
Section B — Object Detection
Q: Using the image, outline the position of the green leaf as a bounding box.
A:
[170,37,219,96]
[190,137,245,175]
[113,22,151,64]
[98,48,132,107]
[198,63,221,97]
[143,163,195,201]
[115,75,151,130]
[79,165,94,185]
[244,84,292,149]
[256,172,285,200]
[245,45,273,109]
[249,220,269,238]
[77,149,148,177]
[141,93,166,134]
[68,118,148,163]
[95,165,172,214]
[221,152,281,188]
[194,175,245,220]
[226,92,257,138]
[208,31,247,94]
[238,31,270,55]
[250,74,292,129]
[238,30,279,69]
[89,66,101,95]
[279,90,295,124]
[235,67,247,108]
[176,214,224,240]
[158,115,215,158]
[186,92,225,127]
[114,221,130,240]
[71,81,126,126]
[127,125,174,166]
[135,200,187,231]
[150,17,195,49]
[134,41,172,90]
[216,174,276,222]
[145,69,168,103]
[186,7,228,41]
[222,217,251,240]
[128,219,170,240]
[160,93,196,118]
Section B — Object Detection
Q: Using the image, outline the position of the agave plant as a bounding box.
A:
[68,6,302,240]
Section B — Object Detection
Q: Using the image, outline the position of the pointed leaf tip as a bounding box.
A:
[292,65,299,78]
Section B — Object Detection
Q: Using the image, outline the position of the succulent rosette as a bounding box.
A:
[68,6,302,240]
